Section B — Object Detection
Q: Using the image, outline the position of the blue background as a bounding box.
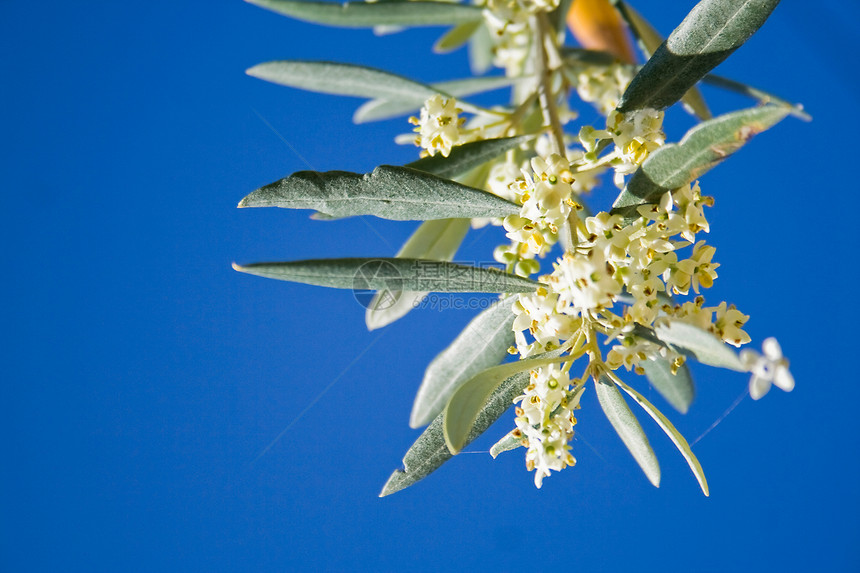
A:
[2,1,858,571]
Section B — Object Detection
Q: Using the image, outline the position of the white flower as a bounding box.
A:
[552,249,621,312]
[740,337,795,400]
[410,95,461,157]
[519,154,574,230]
[513,368,583,488]
[713,301,751,347]
[582,212,629,261]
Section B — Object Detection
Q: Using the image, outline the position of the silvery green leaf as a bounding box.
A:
[406,136,532,180]
[641,357,695,414]
[613,377,709,496]
[353,76,516,123]
[239,165,520,220]
[618,0,780,113]
[410,295,517,428]
[611,105,789,214]
[702,74,811,121]
[468,22,494,75]
[436,76,518,98]
[610,0,711,120]
[380,370,529,497]
[233,258,540,293]
[443,349,570,454]
[552,0,574,35]
[653,320,745,371]
[433,20,481,53]
[365,218,470,331]
[247,61,438,103]
[246,0,484,28]
[595,376,661,487]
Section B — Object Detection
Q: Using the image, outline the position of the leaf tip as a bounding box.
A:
[379,470,404,497]
[232,262,246,273]
[245,64,265,78]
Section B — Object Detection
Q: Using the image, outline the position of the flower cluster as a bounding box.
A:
[513,365,584,488]
[503,163,792,485]
[410,95,463,158]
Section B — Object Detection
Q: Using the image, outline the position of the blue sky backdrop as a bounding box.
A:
[2,1,858,571]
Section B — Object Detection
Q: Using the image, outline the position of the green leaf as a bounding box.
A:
[406,136,532,180]
[246,0,484,28]
[365,218,471,331]
[433,20,481,53]
[653,320,745,371]
[410,295,517,428]
[641,357,695,414]
[611,0,711,120]
[233,258,540,293]
[380,370,528,497]
[612,376,709,496]
[489,430,524,458]
[468,22,494,75]
[611,105,789,214]
[618,0,780,113]
[353,75,516,123]
[443,349,570,454]
[595,376,661,487]
[560,47,620,67]
[702,74,811,121]
[239,165,520,221]
[247,61,438,103]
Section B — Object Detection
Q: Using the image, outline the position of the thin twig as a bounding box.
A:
[533,12,566,156]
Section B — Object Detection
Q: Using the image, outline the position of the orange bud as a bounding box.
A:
[567,0,635,64]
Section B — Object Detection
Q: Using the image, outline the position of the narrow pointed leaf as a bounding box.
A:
[434,20,481,53]
[410,295,517,427]
[611,0,711,119]
[611,105,789,214]
[641,357,695,414]
[354,75,516,123]
[595,376,661,486]
[490,430,523,458]
[233,258,540,293]
[380,370,529,496]
[702,74,811,121]
[406,136,533,180]
[246,0,484,28]
[618,0,780,113]
[468,22,494,75]
[653,320,745,371]
[365,218,470,331]
[560,47,619,66]
[612,377,709,496]
[443,349,570,454]
[247,61,438,103]
[240,165,520,220]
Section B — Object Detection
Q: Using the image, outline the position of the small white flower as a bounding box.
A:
[552,249,621,312]
[740,337,795,400]
[410,95,461,158]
